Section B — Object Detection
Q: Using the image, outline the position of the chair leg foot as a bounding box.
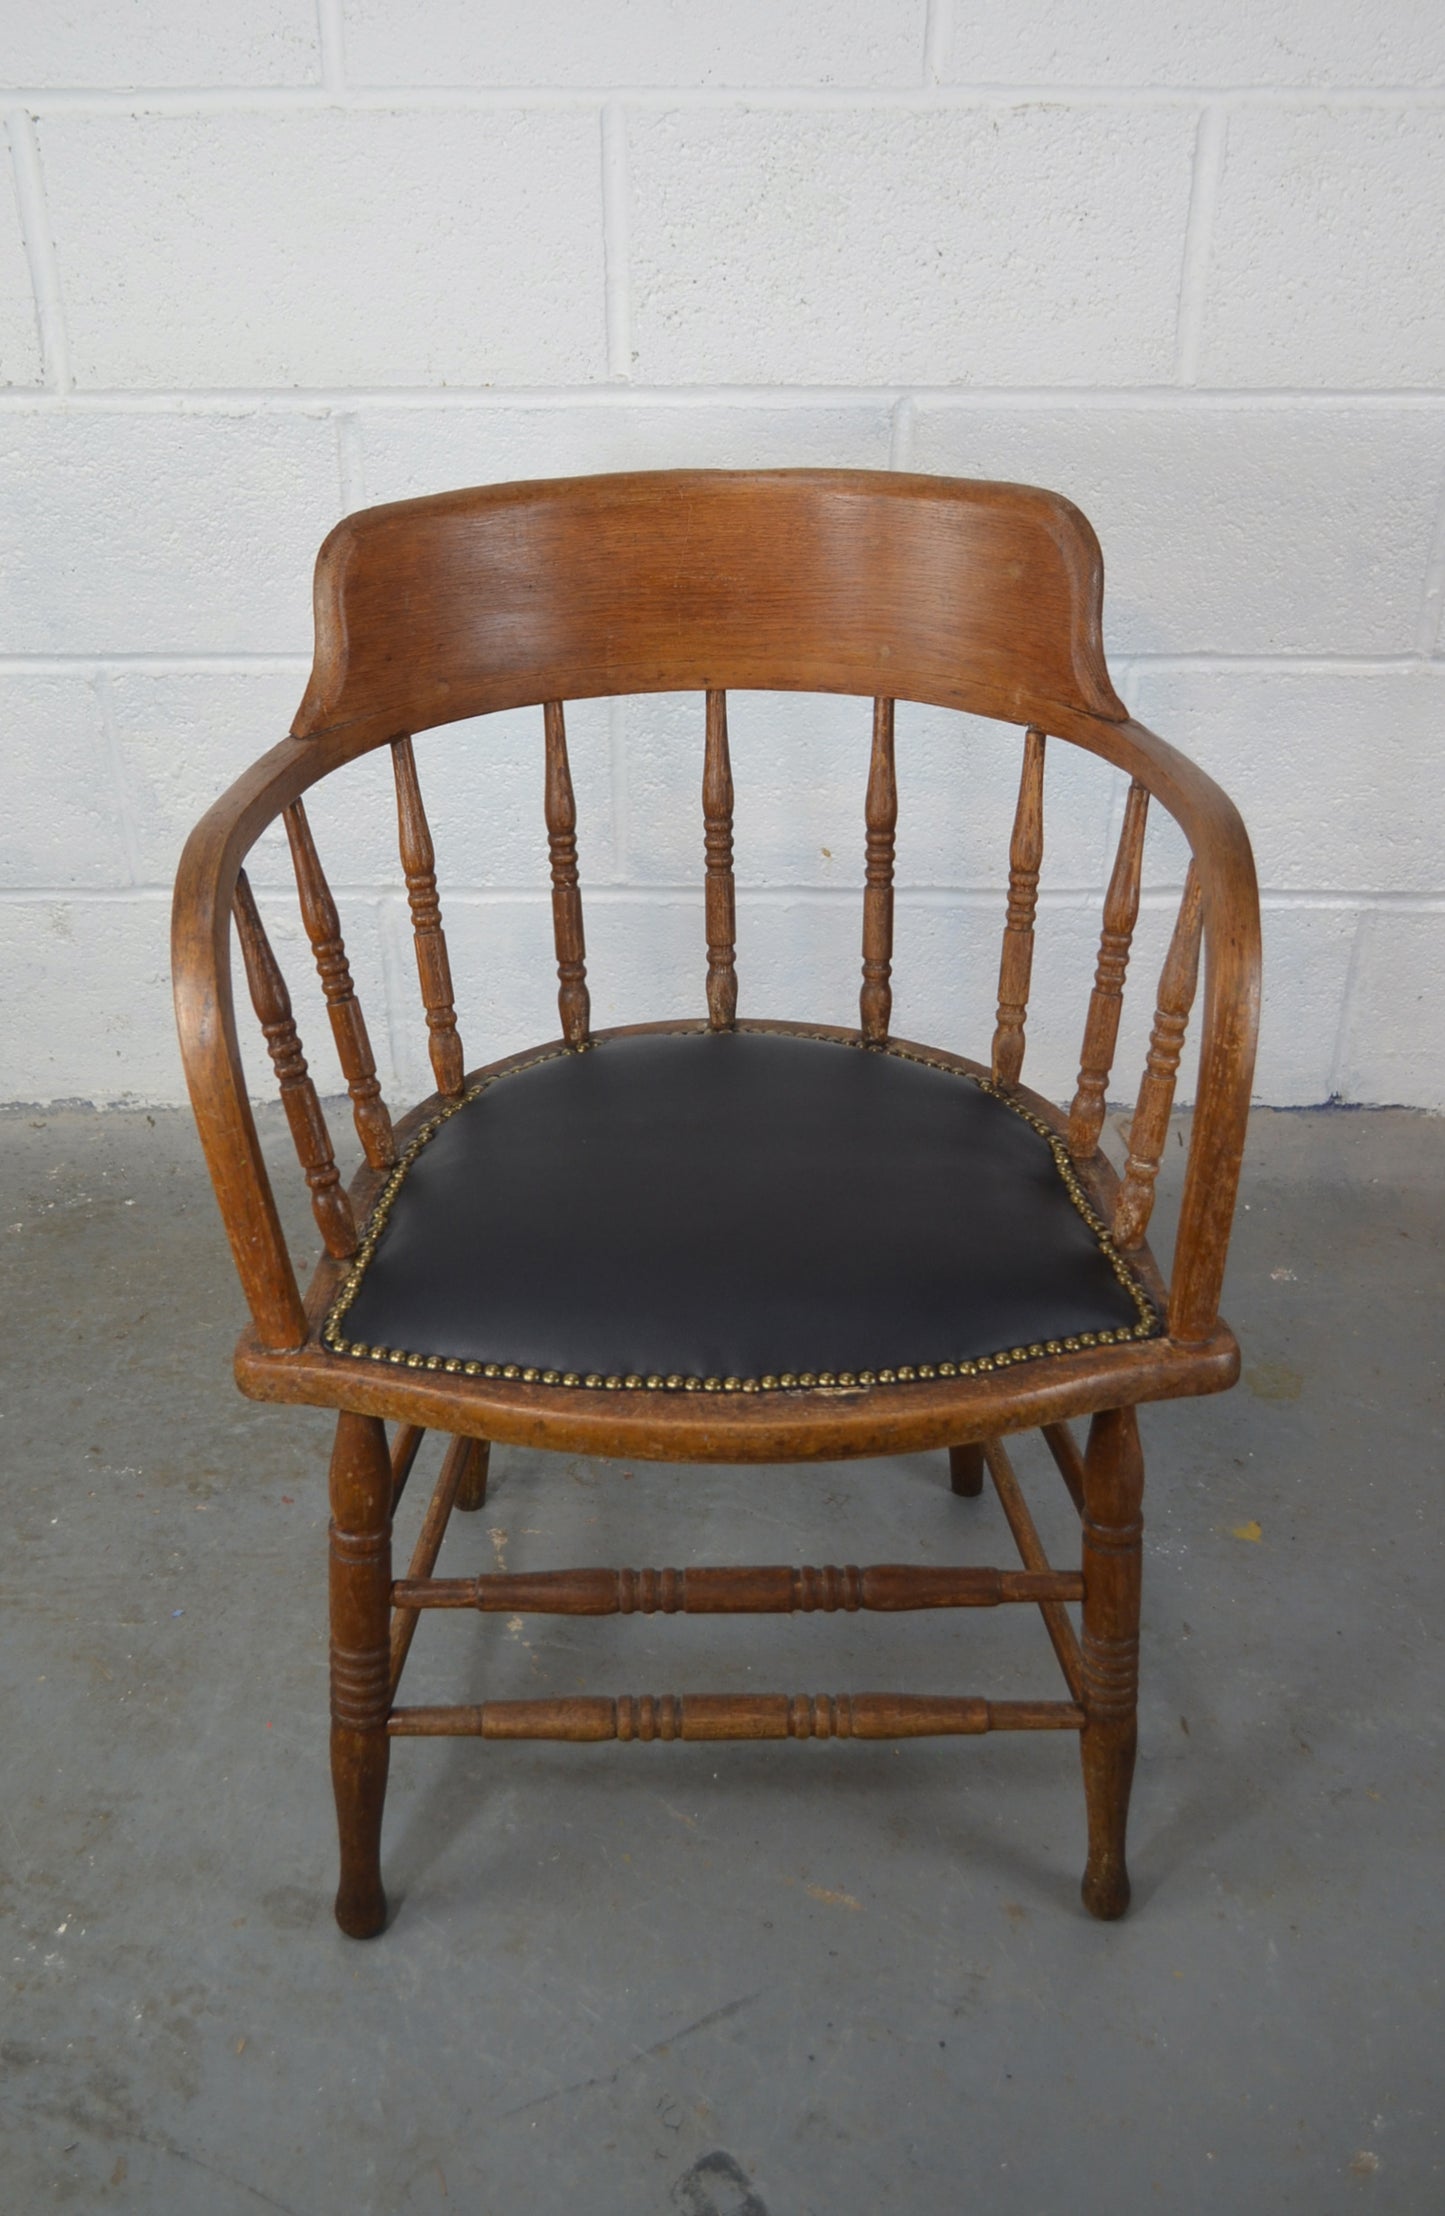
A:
[453,1437,491,1513]
[1078,1406,1144,1923]
[948,1443,985,1497]
[328,1410,394,1941]
[332,1725,390,1938]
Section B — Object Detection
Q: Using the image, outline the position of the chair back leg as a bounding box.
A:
[1079,1406,1145,1920]
[329,1410,394,1939]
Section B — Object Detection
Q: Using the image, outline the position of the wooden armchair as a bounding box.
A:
[172,469,1259,1937]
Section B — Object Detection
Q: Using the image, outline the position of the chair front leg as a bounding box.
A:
[1079,1406,1144,1920]
[328,1409,393,1938]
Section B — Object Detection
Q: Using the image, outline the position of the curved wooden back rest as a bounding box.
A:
[293,470,1125,743]
[173,469,1259,1363]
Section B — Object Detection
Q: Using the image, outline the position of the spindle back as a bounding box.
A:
[174,469,1259,1375]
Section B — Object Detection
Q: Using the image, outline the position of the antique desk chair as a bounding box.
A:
[172,470,1259,1937]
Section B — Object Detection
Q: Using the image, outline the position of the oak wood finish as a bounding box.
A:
[702,689,739,1030]
[389,1422,426,1512]
[948,1442,985,1497]
[392,734,465,1098]
[389,1694,1085,1742]
[991,726,1046,1086]
[390,1563,1084,1614]
[543,699,590,1046]
[982,1437,1085,1703]
[172,468,1261,1934]
[283,798,394,1169]
[231,869,355,1261]
[329,1410,392,1938]
[1114,862,1205,1252]
[1079,1406,1145,1919]
[860,696,897,1044]
[453,1434,490,1513]
[1068,780,1149,1159]
[388,1430,473,1697]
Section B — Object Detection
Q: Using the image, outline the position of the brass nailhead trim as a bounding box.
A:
[322,1026,1160,1392]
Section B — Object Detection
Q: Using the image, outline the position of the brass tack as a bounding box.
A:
[406,1353,422,1368]
[817,1371,835,1387]
[859,1370,876,1385]
[917,1365,934,1380]
[799,1373,816,1388]
[704,1378,721,1393]
[503,1364,519,1379]
[666,1374,683,1389]
[897,1366,915,1381]
[646,1375,663,1390]
[425,1355,441,1370]
[878,1369,896,1384]
[444,1358,460,1372]
[741,1379,759,1393]
[585,1374,602,1388]
[522,1367,539,1381]
[624,1375,643,1390]
[605,1377,622,1390]
[563,1373,580,1387]
[484,1363,499,1378]
[838,1371,857,1387]
[543,1369,559,1384]
[465,1361,481,1376]
[761,1375,778,1390]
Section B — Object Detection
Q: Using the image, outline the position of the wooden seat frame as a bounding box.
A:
[172,470,1260,1935]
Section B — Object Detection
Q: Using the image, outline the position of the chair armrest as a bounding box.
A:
[171,735,330,1351]
[1069,714,1261,1344]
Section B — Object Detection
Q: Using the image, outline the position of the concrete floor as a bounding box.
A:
[1,1100,1441,2215]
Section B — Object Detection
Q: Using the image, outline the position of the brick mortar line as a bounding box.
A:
[2,388,1442,412]
[8,86,1445,113]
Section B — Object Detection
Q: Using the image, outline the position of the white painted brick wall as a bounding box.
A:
[1,2,1442,1118]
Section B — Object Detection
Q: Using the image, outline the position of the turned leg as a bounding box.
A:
[453,1437,491,1513]
[329,1409,393,1939]
[1079,1405,1144,1921]
[948,1443,985,1497]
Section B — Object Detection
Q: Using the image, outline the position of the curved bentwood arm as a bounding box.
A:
[172,702,1258,1360]
[172,727,378,1350]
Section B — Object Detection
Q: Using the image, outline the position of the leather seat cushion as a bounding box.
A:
[325,1029,1157,1392]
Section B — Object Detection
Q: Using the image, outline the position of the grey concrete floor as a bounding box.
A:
[1,1100,1442,2215]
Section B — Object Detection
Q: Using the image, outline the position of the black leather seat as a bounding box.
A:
[325,1029,1157,1393]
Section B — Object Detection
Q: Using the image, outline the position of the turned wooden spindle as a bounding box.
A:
[702,688,738,1030]
[389,1692,1084,1742]
[391,735,465,1098]
[1068,780,1149,1159]
[284,798,394,1170]
[1113,862,1204,1251]
[543,700,591,1046]
[991,726,1046,1087]
[860,696,897,1044]
[390,735,463,1099]
[232,869,355,1260]
[390,1561,1083,1615]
